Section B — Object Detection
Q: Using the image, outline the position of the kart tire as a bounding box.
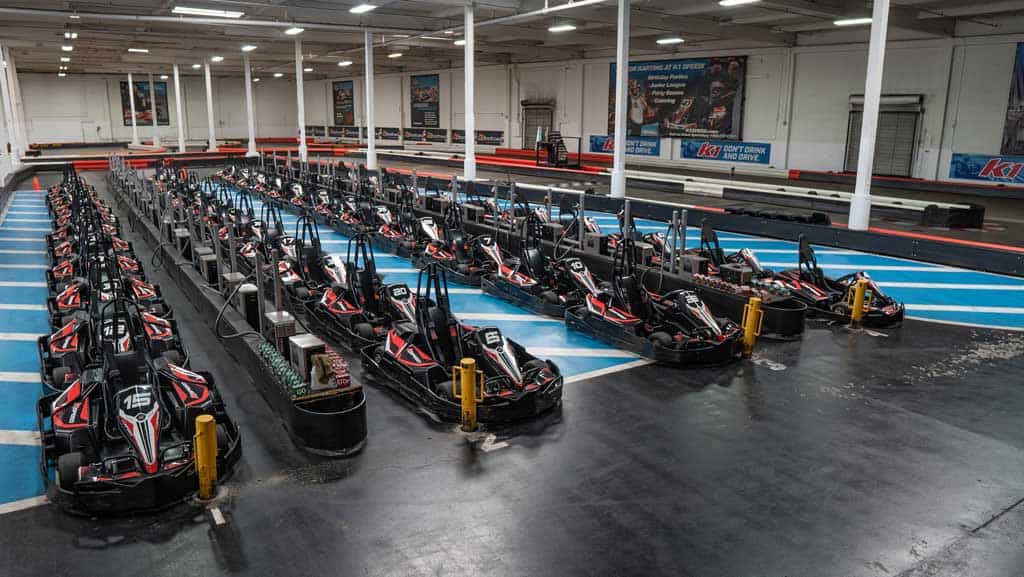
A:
[435,379,454,400]
[649,331,673,348]
[51,366,70,387]
[355,322,375,340]
[161,350,184,366]
[294,285,310,300]
[522,359,548,375]
[830,303,849,315]
[57,452,83,491]
[540,290,560,304]
[457,263,470,274]
[216,424,231,454]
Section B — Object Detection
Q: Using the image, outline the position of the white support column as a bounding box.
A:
[295,39,308,162]
[364,29,377,170]
[6,50,27,156]
[203,61,218,152]
[148,73,160,147]
[173,64,186,152]
[0,46,21,170]
[243,54,258,157]
[610,0,630,198]
[127,72,140,146]
[463,2,476,181]
[848,0,890,231]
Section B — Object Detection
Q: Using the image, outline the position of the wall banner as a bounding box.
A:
[950,152,1024,184]
[120,80,169,126]
[362,127,401,140]
[305,125,326,137]
[452,130,505,146]
[588,135,661,157]
[333,80,355,126]
[680,139,770,164]
[404,128,448,143]
[609,57,745,140]
[410,74,440,128]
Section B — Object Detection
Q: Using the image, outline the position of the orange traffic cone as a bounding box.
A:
[32,175,41,191]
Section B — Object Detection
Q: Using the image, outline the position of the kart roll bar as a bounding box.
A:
[700,219,725,267]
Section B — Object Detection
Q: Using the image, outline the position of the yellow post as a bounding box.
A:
[194,414,218,500]
[458,358,478,432]
[741,296,763,357]
[850,278,868,328]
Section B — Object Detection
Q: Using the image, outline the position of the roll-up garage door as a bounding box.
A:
[844,95,922,177]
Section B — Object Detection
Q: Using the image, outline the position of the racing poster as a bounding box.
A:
[608,56,745,140]
[120,80,169,126]
[404,128,447,143]
[452,130,504,146]
[410,74,440,128]
[333,80,355,126]
[362,127,401,140]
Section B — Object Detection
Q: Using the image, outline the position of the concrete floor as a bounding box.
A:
[1,171,1023,576]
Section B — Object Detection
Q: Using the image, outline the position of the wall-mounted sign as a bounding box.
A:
[410,74,440,128]
[588,135,661,157]
[362,127,401,140]
[120,80,169,126]
[681,139,770,164]
[332,80,355,126]
[950,152,1024,184]
[403,128,448,143]
[305,125,327,137]
[452,130,505,146]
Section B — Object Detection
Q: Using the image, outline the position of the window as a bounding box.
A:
[844,95,922,178]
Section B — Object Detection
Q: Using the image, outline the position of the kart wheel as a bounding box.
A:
[522,359,548,375]
[649,332,673,348]
[457,263,470,274]
[216,424,231,454]
[540,290,560,304]
[294,285,310,300]
[435,380,454,400]
[56,452,83,491]
[831,303,849,315]
[355,322,375,341]
[51,366,70,387]
[161,350,184,366]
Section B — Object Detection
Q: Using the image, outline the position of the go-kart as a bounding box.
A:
[361,263,563,424]
[410,204,491,286]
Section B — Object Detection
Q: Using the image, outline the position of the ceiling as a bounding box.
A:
[1,0,1022,77]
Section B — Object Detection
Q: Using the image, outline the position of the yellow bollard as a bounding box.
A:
[194,414,218,500]
[741,296,763,357]
[850,278,868,328]
[452,358,480,432]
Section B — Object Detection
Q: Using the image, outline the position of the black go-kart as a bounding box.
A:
[410,205,492,287]
[565,238,743,366]
[37,299,241,514]
[361,263,563,424]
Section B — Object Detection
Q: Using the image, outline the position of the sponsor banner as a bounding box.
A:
[410,74,440,128]
[681,139,770,165]
[332,80,355,126]
[361,127,401,140]
[327,126,361,139]
[120,80,170,126]
[950,153,1024,183]
[305,125,326,137]
[609,56,746,140]
[451,130,505,146]
[403,128,448,143]
[588,135,661,157]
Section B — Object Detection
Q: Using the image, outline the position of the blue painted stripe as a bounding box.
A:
[0,445,45,505]
[0,341,46,373]
[0,381,43,431]
[0,287,48,305]
[0,268,44,282]
[0,310,49,334]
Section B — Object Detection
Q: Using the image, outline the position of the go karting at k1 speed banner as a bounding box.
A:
[328,126,361,139]
[403,128,448,143]
[333,80,355,126]
[452,130,505,146]
[588,135,661,157]
[410,74,440,128]
[950,153,1024,184]
[609,57,746,140]
[363,127,401,140]
[305,125,327,137]
[681,139,770,165]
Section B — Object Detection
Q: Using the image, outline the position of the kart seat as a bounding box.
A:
[357,268,380,314]
[426,306,457,367]
[617,275,645,317]
[111,349,145,386]
[522,247,546,278]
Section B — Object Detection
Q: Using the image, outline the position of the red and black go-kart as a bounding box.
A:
[565,239,743,365]
[37,299,241,514]
[410,204,492,286]
[694,224,904,328]
[361,263,563,424]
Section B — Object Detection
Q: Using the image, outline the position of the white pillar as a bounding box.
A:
[848,0,890,231]
[7,51,27,156]
[128,72,140,146]
[173,64,186,153]
[610,0,630,198]
[295,39,308,162]
[243,54,258,157]
[0,46,21,169]
[148,73,160,147]
[203,61,218,152]
[463,2,477,181]
[364,29,377,170]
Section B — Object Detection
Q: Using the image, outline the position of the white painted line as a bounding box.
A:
[0,250,44,255]
[456,312,562,323]
[447,288,483,294]
[0,227,51,232]
[4,219,51,223]
[210,506,227,526]
[0,281,46,288]
[563,359,656,384]
[0,333,45,341]
[879,282,1024,290]
[906,304,1024,314]
[0,304,47,311]
[0,430,41,446]
[0,495,48,516]
[906,316,1024,332]
[6,211,49,216]
[375,268,417,273]
[0,264,48,269]
[0,238,46,243]
[0,372,41,383]
[759,262,949,272]
[530,347,639,358]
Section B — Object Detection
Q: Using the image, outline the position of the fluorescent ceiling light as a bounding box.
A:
[303,67,313,72]
[128,48,149,53]
[548,23,576,32]
[172,6,244,18]
[284,27,304,35]
[543,0,606,13]
[160,74,169,79]
[656,37,685,45]
[338,60,353,66]
[58,72,66,77]
[59,66,67,70]
[444,30,455,35]
[253,78,260,82]
[834,17,872,26]
[453,39,466,46]
[61,45,74,52]
[387,52,402,58]
[719,0,760,5]
[60,56,71,62]
[69,14,80,19]
[421,36,447,40]
[211,55,224,62]
[273,72,283,77]
[192,63,202,69]
[241,44,257,52]
[349,3,376,14]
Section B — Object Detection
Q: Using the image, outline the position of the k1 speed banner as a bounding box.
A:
[588,135,660,157]
[681,139,770,165]
[950,153,1024,184]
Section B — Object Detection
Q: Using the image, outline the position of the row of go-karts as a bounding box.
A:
[38,170,241,514]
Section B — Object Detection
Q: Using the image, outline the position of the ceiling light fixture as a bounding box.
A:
[548,23,576,32]
[160,74,169,79]
[241,45,257,52]
[253,77,260,82]
[61,45,74,52]
[284,27,304,35]
[453,39,466,46]
[387,52,402,58]
[422,36,447,40]
[60,56,70,62]
[656,37,685,45]
[303,67,313,72]
[718,0,760,5]
[349,3,377,14]
[338,60,353,66]
[128,48,149,53]
[69,13,80,19]
[192,63,202,69]
[444,30,455,35]
[58,72,67,77]
[834,17,872,26]
[172,6,244,18]
[273,72,283,77]
[211,56,224,62]
[542,0,606,13]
